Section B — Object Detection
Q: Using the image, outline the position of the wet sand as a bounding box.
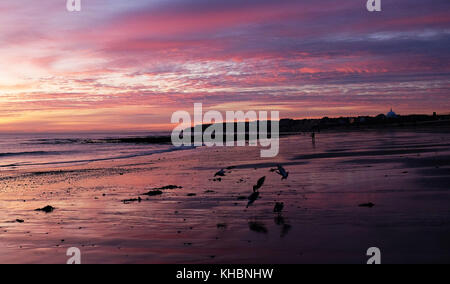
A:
[1,128,449,264]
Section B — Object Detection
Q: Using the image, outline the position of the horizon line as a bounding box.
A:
[0,111,447,134]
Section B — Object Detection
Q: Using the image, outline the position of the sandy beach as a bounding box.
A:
[0,128,449,264]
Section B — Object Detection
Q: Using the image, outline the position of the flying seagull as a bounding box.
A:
[275,165,289,180]
[253,176,266,192]
[247,191,260,208]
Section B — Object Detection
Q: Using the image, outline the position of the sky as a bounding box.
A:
[0,0,449,132]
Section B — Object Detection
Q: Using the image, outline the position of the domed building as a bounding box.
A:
[387,108,397,118]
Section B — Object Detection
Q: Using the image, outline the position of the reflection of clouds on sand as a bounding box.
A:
[0,128,449,263]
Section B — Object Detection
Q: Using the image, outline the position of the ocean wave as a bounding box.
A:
[0,145,194,169]
[0,151,70,158]
[26,136,172,145]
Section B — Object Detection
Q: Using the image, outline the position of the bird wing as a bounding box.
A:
[256,176,266,188]
[247,192,259,208]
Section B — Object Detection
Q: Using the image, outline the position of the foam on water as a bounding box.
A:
[0,132,180,170]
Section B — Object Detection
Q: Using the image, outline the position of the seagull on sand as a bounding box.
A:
[275,165,289,180]
[247,176,266,208]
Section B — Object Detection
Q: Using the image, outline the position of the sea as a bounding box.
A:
[0,132,179,170]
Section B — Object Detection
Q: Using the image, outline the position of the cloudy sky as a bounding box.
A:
[0,0,449,132]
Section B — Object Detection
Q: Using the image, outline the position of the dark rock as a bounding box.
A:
[122,197,142,204]
[35,205,55,213]
[155,185,182,190]
[359,202,375,208]
[143,190,163,196]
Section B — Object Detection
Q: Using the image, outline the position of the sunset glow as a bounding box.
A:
[0,0,449,132]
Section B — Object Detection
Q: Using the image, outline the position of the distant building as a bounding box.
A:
[387,108,397,118]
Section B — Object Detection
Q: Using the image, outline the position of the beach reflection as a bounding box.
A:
[0,129,449,263]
